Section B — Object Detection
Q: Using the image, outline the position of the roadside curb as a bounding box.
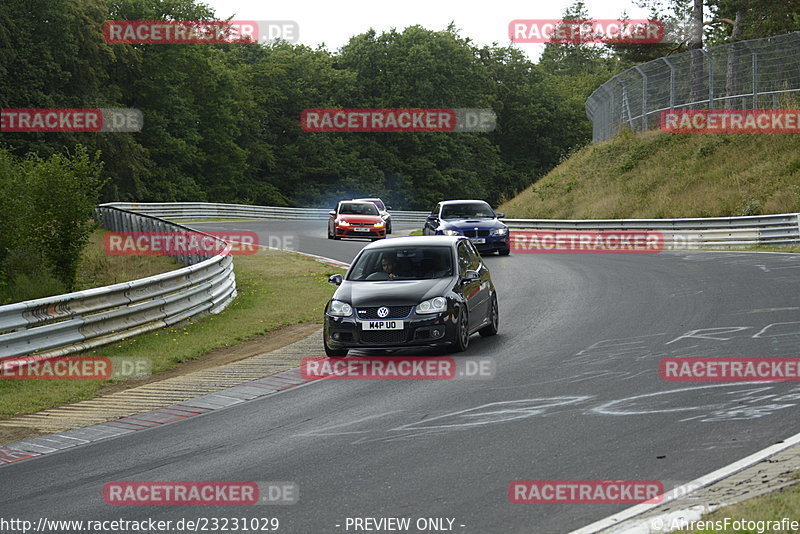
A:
[294,251,350,269]
[0,331,323,468]
[570,430,800,533]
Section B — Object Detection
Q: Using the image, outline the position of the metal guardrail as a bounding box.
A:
[101,202,431,224]
[108,201,799,248]
[0,207,237,361]
[586,32,800,143]
[504,212,800,248]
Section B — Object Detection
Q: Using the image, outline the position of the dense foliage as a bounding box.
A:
[0,147,105,299]
[0,0,601,212]
[2,0,796,211]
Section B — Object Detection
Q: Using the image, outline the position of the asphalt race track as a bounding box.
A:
[3,219,800,533]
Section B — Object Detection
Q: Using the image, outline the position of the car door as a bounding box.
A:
[457,241,482,330]
[424,204,440,235]
[464,240,490,324]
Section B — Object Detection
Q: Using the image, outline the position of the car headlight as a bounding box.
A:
[328,300,353,317]
[337,219,350,226]
[373,221,385,227]
[491,227,508,236]
[416,296,447,314]
[442,230,460,236]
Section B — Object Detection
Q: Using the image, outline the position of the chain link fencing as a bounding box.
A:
[586,31,800,143]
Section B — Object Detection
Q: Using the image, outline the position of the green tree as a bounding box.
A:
[0,147,105,296]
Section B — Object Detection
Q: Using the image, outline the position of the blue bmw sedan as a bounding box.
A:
[422,200,510,255]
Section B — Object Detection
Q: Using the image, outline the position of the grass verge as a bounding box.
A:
[679,480,800,533]
[76,227,184,289]
[0,249,343,419]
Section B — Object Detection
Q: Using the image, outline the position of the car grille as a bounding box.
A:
[350,222,372,227]
[357,306,413,319]
[463,230,490,238]
[360,330,407,344]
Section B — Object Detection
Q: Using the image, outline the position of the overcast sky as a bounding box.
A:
[199,0,651,60]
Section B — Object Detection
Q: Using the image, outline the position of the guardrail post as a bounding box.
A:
[797,213,800,245]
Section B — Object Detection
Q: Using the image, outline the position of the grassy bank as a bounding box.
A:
[500,130,800,219]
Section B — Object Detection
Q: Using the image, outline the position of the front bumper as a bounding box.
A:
[336,226,386,239]
[324,310,457,349]
[466,234,509,252]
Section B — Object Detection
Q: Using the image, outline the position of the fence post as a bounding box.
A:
[753,47,758,108]
[744,41,758,108]
[634,66,647,131]
[663,57,675,109]
[703,50,714,109]
[599,85,614,141]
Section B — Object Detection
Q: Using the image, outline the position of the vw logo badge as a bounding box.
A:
[377,306,390,318]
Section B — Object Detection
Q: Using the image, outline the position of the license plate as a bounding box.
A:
[471,238,486,244]
[354,228,371,232]
[361,320,404,330]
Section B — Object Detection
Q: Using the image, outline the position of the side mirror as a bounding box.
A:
[328,274,343,286]
[462,270,480,283]
[427,215,438,221]
[496,212,505,219]
[328,210,336,217]
[386,205,393,210]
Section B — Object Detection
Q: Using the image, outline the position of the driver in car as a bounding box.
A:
[381,256,398,279]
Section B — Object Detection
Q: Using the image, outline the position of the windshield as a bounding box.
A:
[348,246,454,281]
[339,203,379,215]
[355,199,385,211]
[441,202,495,219]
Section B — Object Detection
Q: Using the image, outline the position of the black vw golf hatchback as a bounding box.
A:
[323,236,499,357]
